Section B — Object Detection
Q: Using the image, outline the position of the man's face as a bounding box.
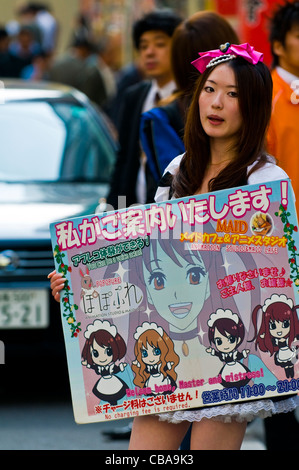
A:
[138,30,173,86]
[274,22,299,75]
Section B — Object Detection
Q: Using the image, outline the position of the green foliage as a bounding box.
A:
[275,204,299,290]
[53,245,81,338]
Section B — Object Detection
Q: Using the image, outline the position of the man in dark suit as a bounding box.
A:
[106,9,182,210]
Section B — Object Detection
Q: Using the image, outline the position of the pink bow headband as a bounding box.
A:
[191,42,264,73]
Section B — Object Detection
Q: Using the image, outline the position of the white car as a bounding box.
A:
[0,80,117,379]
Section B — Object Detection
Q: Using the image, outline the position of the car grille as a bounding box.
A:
[0,243,54,286]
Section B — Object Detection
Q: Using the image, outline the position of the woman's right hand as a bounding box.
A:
[48,270,66,303]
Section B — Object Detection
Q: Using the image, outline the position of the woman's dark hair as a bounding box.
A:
[171,11,240,97]
[269,1,299,68]
[172,57,273,198]
[132,9,182,49]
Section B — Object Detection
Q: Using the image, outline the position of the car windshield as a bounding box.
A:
[0,99,116,183]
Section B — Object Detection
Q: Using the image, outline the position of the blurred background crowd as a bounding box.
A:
[0,0,282,114]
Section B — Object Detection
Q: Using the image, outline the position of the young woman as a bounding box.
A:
[128,43,299,450]
[140,10,240,201]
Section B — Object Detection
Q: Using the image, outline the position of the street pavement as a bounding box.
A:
[0,397,269,450]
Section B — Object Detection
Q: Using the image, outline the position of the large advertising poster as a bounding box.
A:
[50,179,299,424]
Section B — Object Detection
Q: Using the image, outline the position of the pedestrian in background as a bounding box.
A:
[16,2,59,55]
[267,1,299,215]
[0,27,26,77]
[265,0,299,450]
[47,30,108,108]
[106,9,183,210]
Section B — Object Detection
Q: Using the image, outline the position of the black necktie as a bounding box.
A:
[154,91,161,106]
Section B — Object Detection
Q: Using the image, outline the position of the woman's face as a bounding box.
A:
[198,62,242,147]
[143,243,210,331]
[274,23,299,76]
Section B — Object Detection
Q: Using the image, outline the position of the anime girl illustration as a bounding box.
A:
[139,232,212,366]
[142,237,210,336]
[206,308,251,388]
[251,294,299,378]
[102,221,263,384]
[132,322,179,395]
[81,319,128,405]
[124,226,261,381]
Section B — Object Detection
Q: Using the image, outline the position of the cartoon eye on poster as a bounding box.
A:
[50,179,299,424]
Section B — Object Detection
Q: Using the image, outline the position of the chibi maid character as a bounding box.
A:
[251,294,299,378]
[206,309,251,388]
[81,319,128,405]
[132,322,179,395]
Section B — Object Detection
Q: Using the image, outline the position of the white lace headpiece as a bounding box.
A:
[134,322,163,340]
[84,319,117,339]
[207,308,239,328]
[262,294,293,312]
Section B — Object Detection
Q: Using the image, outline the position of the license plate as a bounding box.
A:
[0,289,49,328]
